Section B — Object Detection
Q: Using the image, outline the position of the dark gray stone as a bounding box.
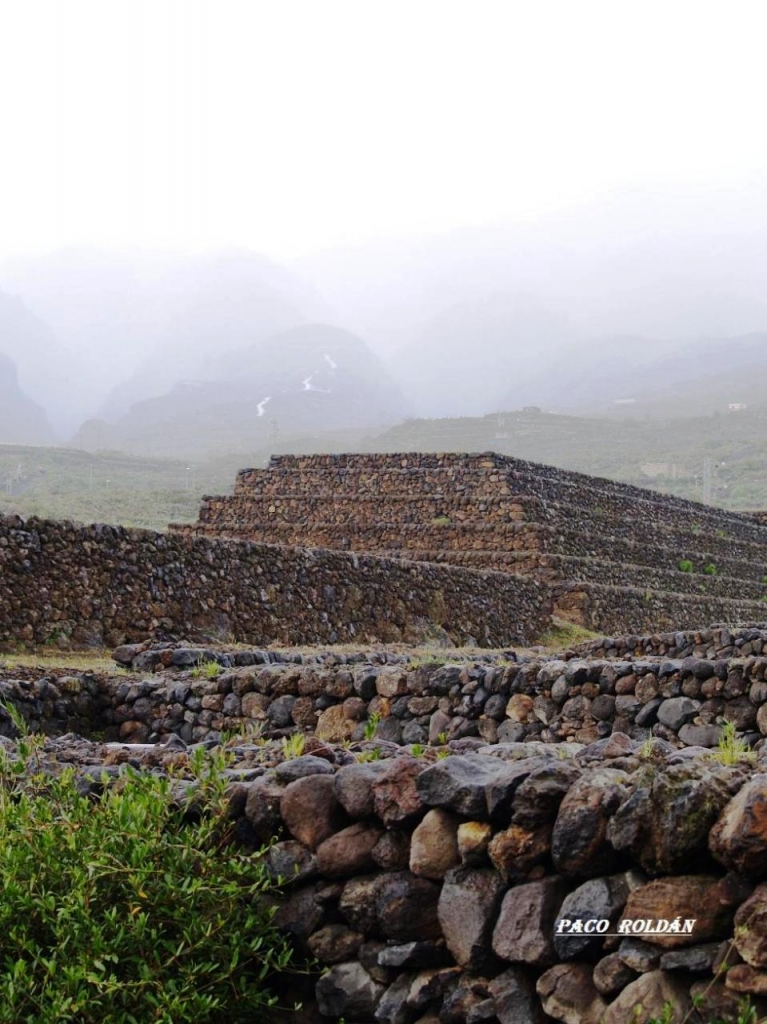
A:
[657,697,700,731]
[378,941,450,969]
[488,967,545,1024]
[660,942,721,972]
[554,873,638,960]
[274,754,335,783]
[316,962,385,1018]
[618,938,661,972]
[438,867,505,969]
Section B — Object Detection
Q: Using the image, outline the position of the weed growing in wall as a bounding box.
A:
[711,720,756,766]
[364,712,381,741]
[281,733,306,759]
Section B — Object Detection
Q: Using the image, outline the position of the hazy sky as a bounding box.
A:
[2,0,767,261]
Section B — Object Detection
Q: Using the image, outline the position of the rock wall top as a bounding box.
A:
[0,514,550,650]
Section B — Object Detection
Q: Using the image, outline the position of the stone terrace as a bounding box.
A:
[173,452,767,635]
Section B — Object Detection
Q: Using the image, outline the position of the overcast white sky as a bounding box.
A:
[1,0,766,261]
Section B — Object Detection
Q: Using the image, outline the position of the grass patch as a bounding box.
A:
[0,650,129,675]
[539,618,601,651]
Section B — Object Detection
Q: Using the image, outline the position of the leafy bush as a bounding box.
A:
[703,563,718,575]
[0,722,296,1022]
[678,559,694,573]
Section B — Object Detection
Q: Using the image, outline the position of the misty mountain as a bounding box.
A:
[0,353,54,445]
[73,324,408,458]
[0,288,78,436]
[1,247,328,427]
[395,294,576,417]
[295,198,767,363]
[513,333,767,418]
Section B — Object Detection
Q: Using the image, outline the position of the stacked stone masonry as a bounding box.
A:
[174,452,767,635]
[4,624,763,750]
[10,626,767,1021]
[0,514,550,650]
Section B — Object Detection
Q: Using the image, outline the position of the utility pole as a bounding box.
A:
[268,419,280,450]
[702,457,713,505]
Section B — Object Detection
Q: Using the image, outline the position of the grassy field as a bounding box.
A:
[0,445,241,530]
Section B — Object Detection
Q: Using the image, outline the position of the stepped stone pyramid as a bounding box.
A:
[173,452,767,635]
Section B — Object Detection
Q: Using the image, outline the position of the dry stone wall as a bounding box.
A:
[9,630,767,1020]
[175,452,767,636]
[6,626,765,751]
[0,514,551,650]
[10,673,767,1023]
[251,738,767,1023]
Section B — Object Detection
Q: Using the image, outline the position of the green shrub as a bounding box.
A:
[678,559,694,573]
[430,516,451,526]
[0,720,296,1022]
[703,563,718,575]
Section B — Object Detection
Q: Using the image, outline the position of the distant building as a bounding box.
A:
[612,398,637,406]
[728,403,748,411]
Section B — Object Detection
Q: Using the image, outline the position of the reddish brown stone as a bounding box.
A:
[725,963,767,995]
[734,883,767,967]
[372,756,426,827]
[280,775,347,850]
[315,822,383,877]
[621,875,742,949]
[710,775,767,878]
[489,823,552,881]
[601,970,691,1024]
